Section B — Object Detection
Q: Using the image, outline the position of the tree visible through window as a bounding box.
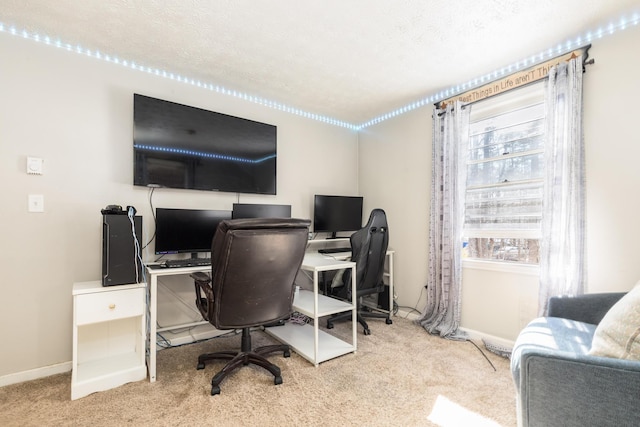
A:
[463,83,545,264]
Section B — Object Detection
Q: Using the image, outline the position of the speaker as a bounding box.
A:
[102,214,142,286]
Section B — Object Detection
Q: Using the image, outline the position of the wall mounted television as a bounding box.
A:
[155,208,232,255]
[313,195,364,238]
[133,94,277,194]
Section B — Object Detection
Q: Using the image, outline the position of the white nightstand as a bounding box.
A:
[71,281,147,400]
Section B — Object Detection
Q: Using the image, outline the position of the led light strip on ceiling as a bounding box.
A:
[1,12,639,131]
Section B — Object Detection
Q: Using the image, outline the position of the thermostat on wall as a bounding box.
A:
[27,157,43,175]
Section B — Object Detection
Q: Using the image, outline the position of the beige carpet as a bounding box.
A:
[0,316,517,426]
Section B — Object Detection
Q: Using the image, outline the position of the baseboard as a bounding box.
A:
[0,361,72,388]
[394,310,515,350]
[459,327,515,349]
[396,308,421,320]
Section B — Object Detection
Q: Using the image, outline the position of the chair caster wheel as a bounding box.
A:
[211,385,221,396]
[363,328,371,336]
[327,322,334,329]
[284,349,291,358]
[197,362,205,370]
[386,318,393,325]
[274,376,283,385]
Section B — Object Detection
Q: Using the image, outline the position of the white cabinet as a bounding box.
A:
[71,281,147,400]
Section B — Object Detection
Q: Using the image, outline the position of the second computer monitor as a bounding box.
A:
[232,203,292,219]
[313,195,363,238]
[155,208,232,255]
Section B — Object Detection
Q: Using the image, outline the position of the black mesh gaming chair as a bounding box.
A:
[327,208,392,335]
[190,218,310,396]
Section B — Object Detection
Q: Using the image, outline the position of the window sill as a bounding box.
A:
[462,258,539,276]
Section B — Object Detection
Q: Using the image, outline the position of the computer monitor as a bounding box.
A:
[231,203,292,219]
[313,195,364,238]
[155,208,232,256]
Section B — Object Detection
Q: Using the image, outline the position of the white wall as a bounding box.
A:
[358,109,432,313]
[582,27,640,293]
[359,24,640,342]
[0,35,358,378]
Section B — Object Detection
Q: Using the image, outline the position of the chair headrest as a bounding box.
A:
[219,217,311,232]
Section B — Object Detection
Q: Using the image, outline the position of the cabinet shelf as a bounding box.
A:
[75,352,143,382]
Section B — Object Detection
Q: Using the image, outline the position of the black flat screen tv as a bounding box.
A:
[133,94,277,194]
[155,208,232,255]
[313,195,363,238]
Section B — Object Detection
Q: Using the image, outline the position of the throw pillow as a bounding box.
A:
[589,282,640,359]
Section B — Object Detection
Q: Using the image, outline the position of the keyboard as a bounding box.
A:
[164,258,211,268]
[318,247,351,254]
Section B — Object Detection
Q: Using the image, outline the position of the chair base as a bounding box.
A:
[327,309,392,335]
[197,328,290,395]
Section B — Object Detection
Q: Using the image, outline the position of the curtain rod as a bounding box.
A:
[435,45,592,111]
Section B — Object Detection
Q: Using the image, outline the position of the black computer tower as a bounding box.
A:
[102,214,142,286]
[377,285,391,311]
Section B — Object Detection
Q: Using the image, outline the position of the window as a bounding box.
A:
[463,83,545,264]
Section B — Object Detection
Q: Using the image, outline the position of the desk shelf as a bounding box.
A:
[266,323,355,365]
[293,289,353,317]
[266,256,358,366]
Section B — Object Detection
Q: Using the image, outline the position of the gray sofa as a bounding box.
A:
[511,292,640,427]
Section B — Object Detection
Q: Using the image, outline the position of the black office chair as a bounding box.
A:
[190,218,310,396]
[327,208,392,335]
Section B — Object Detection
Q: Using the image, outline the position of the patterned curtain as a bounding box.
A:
[538,56,586,315]
[418,101,470,339]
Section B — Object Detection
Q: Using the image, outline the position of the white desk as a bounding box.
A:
[145,247,394,380]
[145,256,356,381]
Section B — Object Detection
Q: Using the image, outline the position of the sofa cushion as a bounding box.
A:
[511,317,596,385]
[589,282,640,360]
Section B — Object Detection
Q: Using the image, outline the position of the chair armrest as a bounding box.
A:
[547,292,626,325]
[190,272,212,321]
[517,350,640,426]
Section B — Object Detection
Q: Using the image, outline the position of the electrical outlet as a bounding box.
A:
[28,194,44,212]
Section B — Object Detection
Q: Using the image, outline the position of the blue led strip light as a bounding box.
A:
[134,144,275,164]
[356,12,640,130]
[1,12,639,131]
[0,22,357,131]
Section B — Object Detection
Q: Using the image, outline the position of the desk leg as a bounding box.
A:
[147,274,157,382]
[350,264,357,351]
[388,252,394,317]
[313,269,319,366]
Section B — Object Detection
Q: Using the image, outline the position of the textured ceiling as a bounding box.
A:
[2,0,640,124]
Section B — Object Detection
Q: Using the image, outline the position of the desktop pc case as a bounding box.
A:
[102,214,142,286]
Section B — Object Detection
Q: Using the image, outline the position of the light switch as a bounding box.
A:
[27,157,43,175]
[28,194,44,212]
